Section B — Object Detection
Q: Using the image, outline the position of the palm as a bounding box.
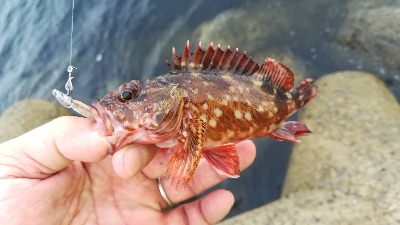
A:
[0,117,256,225]
[24,158,163,224]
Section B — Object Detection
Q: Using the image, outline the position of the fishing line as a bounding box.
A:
[65,0,76,95]
[69,0,74,67]
[52,0,76,108]
[52,0,89,112]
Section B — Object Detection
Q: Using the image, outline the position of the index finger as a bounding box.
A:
[0,116,110,179]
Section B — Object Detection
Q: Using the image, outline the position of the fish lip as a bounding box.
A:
[90,102,115,137]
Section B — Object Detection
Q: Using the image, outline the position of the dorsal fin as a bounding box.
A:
[166,40,259,75]
[166,40,294,92]
[255,58,295,92]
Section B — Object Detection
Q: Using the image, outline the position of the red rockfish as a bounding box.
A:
[89,41,318,187]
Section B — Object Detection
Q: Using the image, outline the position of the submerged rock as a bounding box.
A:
[191,3,309,84]
[191,3,289,54]
[0,99,71,143]
[220,71,400,224]
[337,4,400,78]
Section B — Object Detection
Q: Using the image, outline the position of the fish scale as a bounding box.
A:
[76,41,318,187]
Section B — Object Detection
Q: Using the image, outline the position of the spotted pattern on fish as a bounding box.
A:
[90,41,318,188]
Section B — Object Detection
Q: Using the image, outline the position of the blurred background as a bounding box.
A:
[0,0,399,219]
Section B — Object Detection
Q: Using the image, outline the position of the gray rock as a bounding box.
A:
[220,71,400,224]
[346,0,400,10]
[0,99,71,143]
[337,5,400,74]
[191,4,289,54]
[191,3,309,84]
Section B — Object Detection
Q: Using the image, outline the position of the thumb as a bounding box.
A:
[111,143,158,178]
[0,116,110,179]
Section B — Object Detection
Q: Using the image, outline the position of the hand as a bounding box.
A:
[0,116,256,224]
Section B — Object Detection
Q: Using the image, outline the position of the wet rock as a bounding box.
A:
[337,4,400,74]
[346,0,400,10]
[0,100,71,143]
[191,3,309,84]
[283,71,400,195]
[220,71,400,224]
[191,3,289,54]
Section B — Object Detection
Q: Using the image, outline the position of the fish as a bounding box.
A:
[89,41,318,187]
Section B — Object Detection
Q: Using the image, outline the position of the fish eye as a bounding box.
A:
[120,90,134,101]
[117,83,139,103]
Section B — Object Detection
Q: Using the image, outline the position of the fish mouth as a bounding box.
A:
[91,102,135,154]
[90,102,116,138]
[90,101,149,155]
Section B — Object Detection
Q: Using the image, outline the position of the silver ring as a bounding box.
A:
[157,177,173,206]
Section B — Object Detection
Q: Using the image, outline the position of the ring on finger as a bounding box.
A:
[157,177,173,207]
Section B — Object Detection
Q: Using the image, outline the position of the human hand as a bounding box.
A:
[0,116,256,225]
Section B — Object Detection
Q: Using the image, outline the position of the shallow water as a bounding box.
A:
[1,0,399,219]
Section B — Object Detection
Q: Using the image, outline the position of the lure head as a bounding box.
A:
[90,79,184,153]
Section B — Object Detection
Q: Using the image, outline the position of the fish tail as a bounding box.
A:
[292,78,318,108]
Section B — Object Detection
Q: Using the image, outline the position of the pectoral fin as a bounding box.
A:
[166,118,205,188]
[266,121,312,143]
[202,143,240,178]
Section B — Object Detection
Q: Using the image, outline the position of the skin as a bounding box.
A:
[0,116,256,225]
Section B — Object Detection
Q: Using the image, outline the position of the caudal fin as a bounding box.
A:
[292,78,318,108]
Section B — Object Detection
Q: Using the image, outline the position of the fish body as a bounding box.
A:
[90,41,318,186]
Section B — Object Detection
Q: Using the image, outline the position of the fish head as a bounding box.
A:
[90,79,184,153]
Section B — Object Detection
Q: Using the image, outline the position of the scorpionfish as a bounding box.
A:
[90,41,318,187]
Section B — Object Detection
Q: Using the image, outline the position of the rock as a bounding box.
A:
[337,4,400,76]
[219,71,400,224]
[283,71,400,195]
[191,2,283,54]
[0,99,71,143]
[191,3,289,53]
[191,3,309,84]
[346,0,400,10]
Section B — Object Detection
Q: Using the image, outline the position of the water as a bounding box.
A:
[1,0,399,219]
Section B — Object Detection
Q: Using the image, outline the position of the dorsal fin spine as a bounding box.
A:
[243,56,254,75]
[191,42,204,70]
[219,46,231,72]
[218,47,227,70]
[181,40,190,67]
[167,41,295,93]
[210,44,223,70]
[172,47,181,71]
[201,43,214,72]
[225,48,238,73]
[232,51,245,74]
[166,60,172,69]
[248,60,259,76]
